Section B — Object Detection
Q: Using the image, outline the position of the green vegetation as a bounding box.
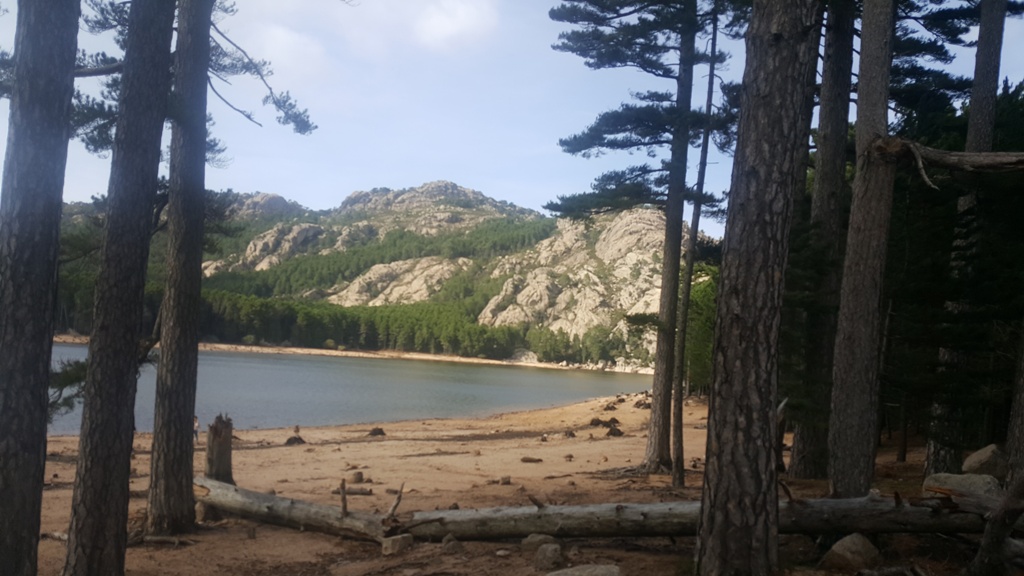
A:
[200,291,525,359]
[203,217,556,297]
[53,188,683,368]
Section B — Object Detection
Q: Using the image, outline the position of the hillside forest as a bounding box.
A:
[4,1,1024,576]
[56,182,722,374]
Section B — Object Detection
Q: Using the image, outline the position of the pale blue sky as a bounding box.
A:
[1,1,1023,241]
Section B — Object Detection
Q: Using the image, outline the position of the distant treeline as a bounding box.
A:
[199,289,635,364]
[204,217,558,297]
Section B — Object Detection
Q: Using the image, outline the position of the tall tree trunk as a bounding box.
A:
[696,0,822,573]
[828,0,898,499]
[643,5,696,473]
[789,0,856,480]
[964,0,1006,155]
[925,0,1007,476]
[671,2,717,488]
[0,2,80,574]
[62,1,176,574]
[146,0,216,536]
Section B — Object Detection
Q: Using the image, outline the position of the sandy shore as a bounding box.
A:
[53,333,655,375]
[42,335,941,575]
[39,393,713,576]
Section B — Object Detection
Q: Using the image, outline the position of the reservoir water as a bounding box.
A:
[49,344,650,435]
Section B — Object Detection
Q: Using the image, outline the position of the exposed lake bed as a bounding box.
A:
[38,391,715,576]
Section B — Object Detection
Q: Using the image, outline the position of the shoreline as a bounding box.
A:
[53,333,655,375]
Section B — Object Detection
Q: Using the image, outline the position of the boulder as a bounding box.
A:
[441,533,464,555]
[381,533,414,556]
[962,444,1010,481]
[522,533,557,553]
[923,473,1002,497]
[534,543,564,571]
[819,533,881,572]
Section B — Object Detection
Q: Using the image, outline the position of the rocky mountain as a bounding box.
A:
[477,211,664,341]
[197,181,688,365]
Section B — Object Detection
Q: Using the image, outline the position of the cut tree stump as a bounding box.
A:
[206,414,235,485]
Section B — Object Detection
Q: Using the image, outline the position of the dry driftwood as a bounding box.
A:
[193,476,385,542]
[405,493,1000,541]
[194,477,1007,543]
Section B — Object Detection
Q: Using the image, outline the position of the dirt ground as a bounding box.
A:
[37,393,973,576]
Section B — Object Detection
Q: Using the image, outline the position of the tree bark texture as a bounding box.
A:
[146,0,216,536]
[62,1,176,574]
[668,0,699,487]
[643,7,695,473]
[206,414,236,485]
[194,477,1007,542]
[789,0,855,481]
[696,0,822,574]
[828,0,898,499]
[0,2,80,574]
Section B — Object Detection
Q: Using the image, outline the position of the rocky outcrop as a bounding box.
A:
[232,192,306,220]
[325,223,379,253]
[327,257,472,307]
[335,181,538,237]
[478,208,670,342]
[202,259,229,278]
[242,223,324,271]
[193,183,695,365]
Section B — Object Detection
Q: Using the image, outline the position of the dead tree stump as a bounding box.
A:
[206,414,235,485]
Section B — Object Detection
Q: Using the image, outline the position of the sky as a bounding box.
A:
[1,1,1024,241]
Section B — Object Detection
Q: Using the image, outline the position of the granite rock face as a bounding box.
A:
[242,223,325,271]
[197,181,709,366]
[477,208,671,347]
[326,257,472,307]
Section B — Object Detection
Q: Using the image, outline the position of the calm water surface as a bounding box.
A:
[49,344,649,435]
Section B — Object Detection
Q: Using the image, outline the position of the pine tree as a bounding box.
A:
[926,0,1010,476]
[549,0,711,471]
[0,2,80,574]
[696,0,822,571]
[788,0,856,480]
[62,0,177,572]
[146,0,218,535]
[828,0,900,499]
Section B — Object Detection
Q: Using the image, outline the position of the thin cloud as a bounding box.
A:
[413,0,498,52]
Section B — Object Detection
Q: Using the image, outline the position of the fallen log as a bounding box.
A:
[406,493,997,541]
[193,477,1003,543]
[193,476,385,542]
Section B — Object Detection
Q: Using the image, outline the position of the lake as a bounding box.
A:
[49,344,650,435]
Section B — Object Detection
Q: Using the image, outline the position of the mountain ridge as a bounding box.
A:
[59,180,709,370]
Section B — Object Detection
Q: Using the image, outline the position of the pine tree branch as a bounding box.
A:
[207,76,262,127]
[74,61,124,78]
